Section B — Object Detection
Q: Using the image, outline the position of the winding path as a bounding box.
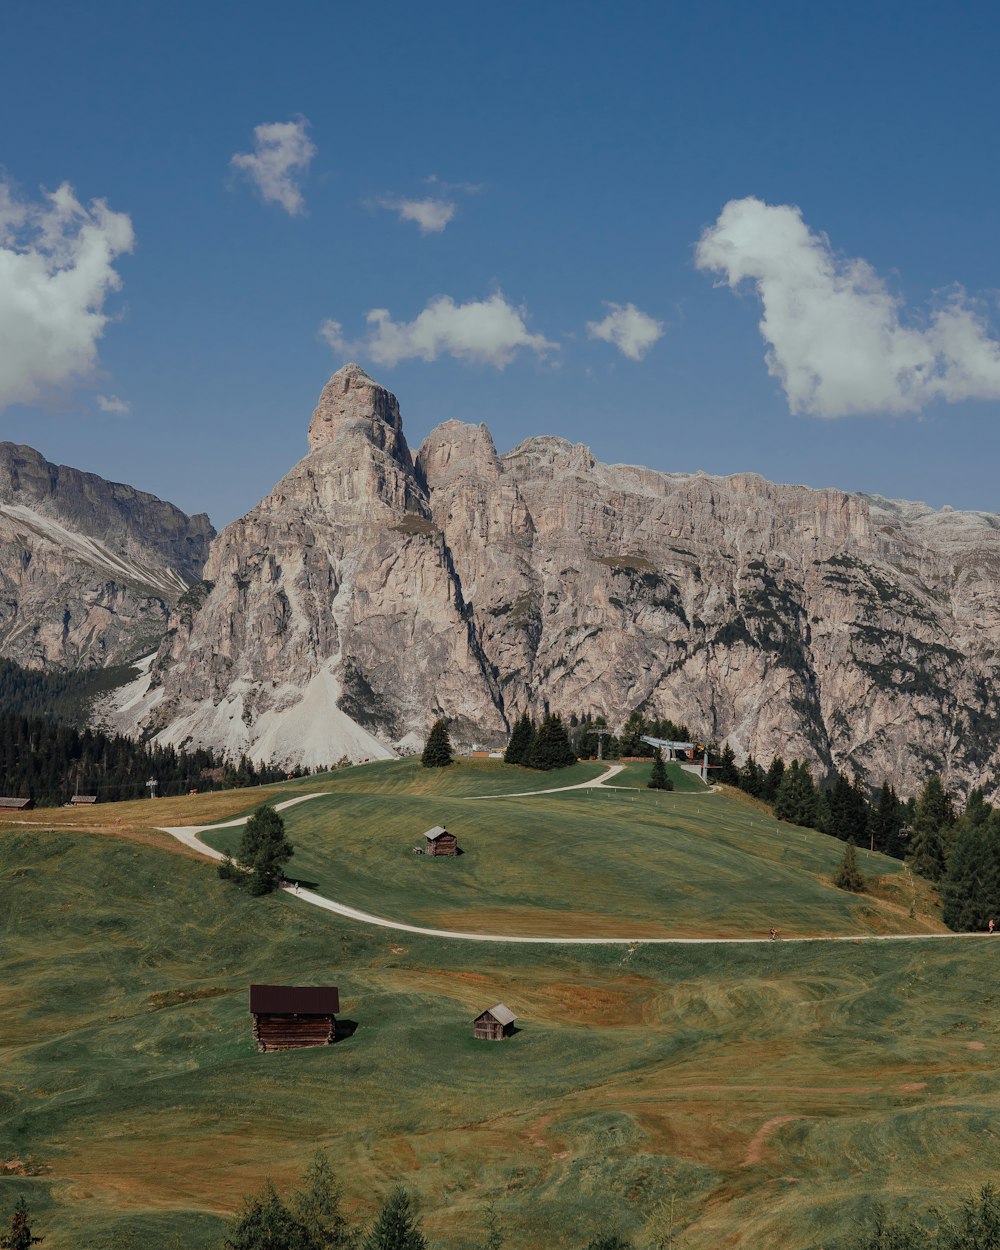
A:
[157,780,978,946]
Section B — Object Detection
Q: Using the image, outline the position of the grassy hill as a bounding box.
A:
[1,760,984,1250]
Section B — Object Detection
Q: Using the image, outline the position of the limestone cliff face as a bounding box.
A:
[133,366,505,768]
[113,366,1000,796]
[0,443,215,669]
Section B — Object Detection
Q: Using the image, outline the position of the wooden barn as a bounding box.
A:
[0,797,33,811]
[249,984,340,1053]
[473,1003,517,1040]
[423,825,458,856]
[68,794,97,806]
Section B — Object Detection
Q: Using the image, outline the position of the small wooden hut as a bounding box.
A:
[423,825,458,856]
[0,797,34,810]
[69,794,97,806]
[473,1003,517,1040]
[249,984,340,1053]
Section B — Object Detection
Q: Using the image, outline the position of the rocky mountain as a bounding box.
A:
[0,443,215,669]
[104,365,1000,798]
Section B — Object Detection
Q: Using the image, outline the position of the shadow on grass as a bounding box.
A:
[334,1018,359,1042]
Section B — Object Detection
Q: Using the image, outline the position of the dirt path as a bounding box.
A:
[157,792,984,946]
[464,763,627,798]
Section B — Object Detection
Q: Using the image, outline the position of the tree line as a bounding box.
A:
[9,1170,1000,1249]
[0,713,294,806]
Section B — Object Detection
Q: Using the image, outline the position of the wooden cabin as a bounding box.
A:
[473,1003,517,1040]
[69,794,97,806]
[249,984,340,1053]
[423,825,458,856]
[0,797,33,810]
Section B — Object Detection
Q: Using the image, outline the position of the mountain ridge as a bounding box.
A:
[90,364,1000,800]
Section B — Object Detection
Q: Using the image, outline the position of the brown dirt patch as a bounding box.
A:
[967,1041,986,1050]
[377,968,658,1026]
[743,1115,813,1166]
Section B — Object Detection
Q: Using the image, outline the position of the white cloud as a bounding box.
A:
[230,119,316,216]
[695,196,1000,417]
[377,196,456,234]
[321,293,557,368]
[96,393,129,415]
[0,181,134,413]
[587,302,664,360]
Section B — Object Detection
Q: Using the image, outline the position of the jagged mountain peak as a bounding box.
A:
[307,362,405,454]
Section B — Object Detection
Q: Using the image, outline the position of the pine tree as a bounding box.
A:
[223,1181,310,1250]
[526,714,576,771]
[421,719,453,768]
[738,753,763,797]
[716,744,740,786]
[503,713,534,766]
[908,774,955,882]
[833,842,866,893]
[773,761,820,828]
[942,823,1000,932]
[647,748,673,791]
[0,1196,42,1249]
[761,756,785,803]
[291,1152,356,1249]
[869,781,905,857]
[361,1189,426,1250]
[235,806,294,895]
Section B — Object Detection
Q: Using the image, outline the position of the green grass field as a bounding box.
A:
[2,760,983,1250]
[201,759,922,939]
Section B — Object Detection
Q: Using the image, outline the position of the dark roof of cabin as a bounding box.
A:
[249,984,340,1015]
[0,797,32,808]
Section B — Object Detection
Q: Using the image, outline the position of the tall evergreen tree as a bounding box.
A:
[942,823,1000,932]
[827,771,869,845]
[647,748,673,791]
[738,753,763,797]
[868,781,906,857]
[291,1152,356,1250]
[503,713,534,766]
[421,719,453,768]
[716,744,740,786]
[908,774,955,882]
[224,1181,310,1250]
[526,714,576,771]
[761,756,786,803]
[833,842,866,893]
[235,806,294,896]
[0,1196,42,1249]
[361,1189,426,1250]
[773,760,820,828]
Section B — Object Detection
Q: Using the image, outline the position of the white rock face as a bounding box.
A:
[111,366,1000,795]
[0,444,214,669]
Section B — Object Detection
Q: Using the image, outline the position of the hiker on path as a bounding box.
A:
[989,918,995,934]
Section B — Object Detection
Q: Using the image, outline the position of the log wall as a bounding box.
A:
[253,1013,335,1053]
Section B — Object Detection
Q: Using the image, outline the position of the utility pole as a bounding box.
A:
[146,777,158,799]
[593,729,612,761]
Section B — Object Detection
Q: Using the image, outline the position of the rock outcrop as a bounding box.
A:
[0,444,215,669]
[106,365,1000,797]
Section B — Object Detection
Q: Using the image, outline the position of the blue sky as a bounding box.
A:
[2,0,1000,526]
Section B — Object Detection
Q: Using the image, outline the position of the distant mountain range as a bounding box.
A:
[5,368,1000,799]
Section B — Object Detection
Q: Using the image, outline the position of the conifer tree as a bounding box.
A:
[869,781,905,857]
[223,1181,310,1250]
[908,774,955,882]
[0,1196,42,1249]
[526,713,576,771]
[503,713,534,766]
[833,842,866,893]
[773,761,820,828]
[739,753,763,797]
[761,756,785,803]
[235,806,294,895]
[361,1189,426,1250]
[647,748,673,791]
[421,719,453,768]
[292,1152,356,1249]
[717,744,740,786]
